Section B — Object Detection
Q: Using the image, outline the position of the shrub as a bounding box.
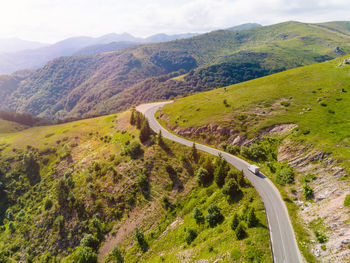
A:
[344,194,350,207]
[222,178,241,200]
[135,229,148,253]
[124,141,142,159]
[8,221,15,234]
[136,173,149,194]
[231,213,240,230]
[53,215,65,233]
[314,230,327,243]
[80,234,99,250]
[106,246,123,263]
[240,143,267,162]
[280,101,290,107]
[139,119,151,143]
[235,222,247,240]
[246,208,258,227]
[206,204,224,227]
[185,228,197,245]
[44,198,53,210]
[71,246,97,263]
[244,245,263,262]
[214,158,229,188]
[276,166,294,185]
[192,207,204,224]
[302,183,313,200]
[22,151,40,183]
[196,167,210,186]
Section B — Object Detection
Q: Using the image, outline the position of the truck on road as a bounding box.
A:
[248,165,260,175]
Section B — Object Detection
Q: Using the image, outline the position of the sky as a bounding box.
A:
[0,0,350,43]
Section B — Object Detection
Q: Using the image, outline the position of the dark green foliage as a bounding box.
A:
[280,101,290,107]
[80,234,99,251]
[302,183,313,200]
[8,221,15,234]
[44,198,53,210]
[185,228,197,245]
[192,207,204,224]
[53,215,65,233]
[107,247,124,263]
[72,246,97,263]
[139,119,151,143]
[231,213,240,230]
[240,143,267,162]
[130,110,135,125]
[202,156,214,179]
[314,230,327,243]
[157,130,164,146]
[246,208,259,227]
[206,204,224,227]
[222,178,241,199]
[196,167,210,186]
[22,152,40,184]
[344,194,350,207]
[191,143,198,162]
[276,165,295,185]
[0,110,52,127]
[214,157,230,188]
[244,245,263,262]
[136,172,149,196]
[124,141,143,159]
[135,229,148,253]
[235,222,247,240]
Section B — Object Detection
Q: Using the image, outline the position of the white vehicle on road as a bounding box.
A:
[248,165,260,175]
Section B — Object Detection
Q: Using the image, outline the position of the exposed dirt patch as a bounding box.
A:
[278,140,350,262]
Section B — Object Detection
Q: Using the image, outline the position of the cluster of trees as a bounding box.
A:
[0,110,52,126]
[130,110,152,143]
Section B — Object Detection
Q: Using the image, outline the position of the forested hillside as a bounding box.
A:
[1,21,350,120]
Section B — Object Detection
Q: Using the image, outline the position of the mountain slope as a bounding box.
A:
[159,56,350,262]
[2,21,350,120]
[0,110,271,262]
[0,38,47,54]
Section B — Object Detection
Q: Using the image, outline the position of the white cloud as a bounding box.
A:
[0,0,349,43]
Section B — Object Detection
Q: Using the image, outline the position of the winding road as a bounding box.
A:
[137,101,303,263]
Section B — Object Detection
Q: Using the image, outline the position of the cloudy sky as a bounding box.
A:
[0,0,349,43]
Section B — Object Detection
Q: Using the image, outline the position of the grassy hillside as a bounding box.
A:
[161,56,350,170]
[0,119,27,133]
[2,21,350,120]
[0,110,271,262]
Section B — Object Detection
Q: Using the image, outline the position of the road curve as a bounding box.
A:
[137,101,303,263]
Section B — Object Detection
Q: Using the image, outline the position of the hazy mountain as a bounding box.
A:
[73,41,139,56]
[144,33,199,43]
[1,21,350,120]
[0,37,48,53]
[226,22,262,31]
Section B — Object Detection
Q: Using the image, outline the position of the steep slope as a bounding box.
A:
[0,110,271,262]
[2,21,350,120]
[159,56,350,262]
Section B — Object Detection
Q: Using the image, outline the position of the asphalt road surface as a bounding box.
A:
[137,101,303,263]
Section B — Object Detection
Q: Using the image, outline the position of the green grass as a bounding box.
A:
[0,119,27,134]
[162,56,350,171]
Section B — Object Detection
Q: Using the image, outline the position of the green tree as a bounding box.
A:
[222,178,241,200]
[72,246,97,263]
[135,229,148,253]
[130,110,135,125]
[22,151,40,184]
[185,228,197,245]
[106,247,124,263]
[202,156,214,179]
[231,213,240,230]
[196,167,210,186]
[192,207,204,224]
[157,130,164,146]
[235,222,247,240]
[139,119,151,143]
[191,143,198,162]
[206,204,224,227]
[214,158,229,188]
[246,208,258,227]
[80,234,99,251]
[302,183,313,200]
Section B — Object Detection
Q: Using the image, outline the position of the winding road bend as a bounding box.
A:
[137,101,303,263]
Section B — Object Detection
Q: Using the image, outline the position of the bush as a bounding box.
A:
[124,141,143,159]
[235,222,247,240]
[246,208,258,227]
[206,204,224,227]
[139,119,151,143]
[192,207,204,224]
[185,228,197,245]
[44,198,53,210]
[280,101,290,107]
[344,194,350,207]
[71,246,97,263]
[106,247,123,263]
[135,229,148,253]
[53,215,65,233]
[214,158,229,188]
[314,230,327,243]
[244,245,263,262]
[231,213,240,230]
[8,221,15,234]
[136,173,149,194]
[222,178,241,200]
[302,183,313,200]
[196,167,210,186]
[240,143,267,162]
[80,234,99,250]
[276,166,294,185]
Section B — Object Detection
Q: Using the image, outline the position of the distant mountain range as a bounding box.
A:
[0,32,198,74]
[1,21,349,121]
